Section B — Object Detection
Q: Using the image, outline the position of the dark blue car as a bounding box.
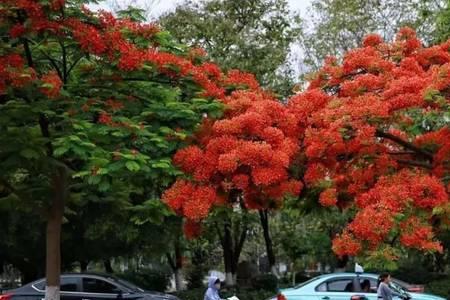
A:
[0,273,178,300]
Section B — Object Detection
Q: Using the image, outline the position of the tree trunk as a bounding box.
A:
[335,255,348,272]
[103,259,113,273]
[45,168,67,300]
[259,210,277,276]
[222,222,235,286]
[166,238,185,291]
[219,215,248,287]
[174,269,184,291]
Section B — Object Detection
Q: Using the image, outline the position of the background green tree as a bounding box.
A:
[0,1,225,298]
[300,0,446,71]
[159,0,302,98]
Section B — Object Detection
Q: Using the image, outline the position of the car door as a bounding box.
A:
[358,276,378,300]
[60,276,82,300]
[315,277,357,300]
[80,277,123,300]
[27,276,80,300]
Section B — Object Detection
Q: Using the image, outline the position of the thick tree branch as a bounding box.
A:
[214,222,224,247]
[59,40,67,83]
[39,114,53,156]
[165,253,176,271]
[376,129,433,161]
[397,159,433,169]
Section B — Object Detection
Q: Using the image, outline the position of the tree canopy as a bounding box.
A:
[165,28,450,269]
[300,0,445,71]
[159,0,302,98]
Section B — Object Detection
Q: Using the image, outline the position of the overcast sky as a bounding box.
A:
[94,0,313,19]
[150,0,312,17]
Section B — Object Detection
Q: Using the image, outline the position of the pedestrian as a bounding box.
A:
[204,276,222,300]
[377,273,402,300]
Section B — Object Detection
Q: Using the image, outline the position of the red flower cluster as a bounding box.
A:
[0,53,35,94]
[162,180,217,221]
[164,88,303,223]
[289,27,450,257]
[183,220,203,240]
[40,71,63,99]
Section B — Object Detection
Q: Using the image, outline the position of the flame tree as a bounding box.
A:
[289,28,450,266]
[0,0,250,298]
[163,82,303,281]
[165,27,450,271]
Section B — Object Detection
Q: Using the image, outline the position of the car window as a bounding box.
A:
[33,280,46,291]
[389,281,407,295]
[61,277,79,292]
[82,278,120,294]
[327,279,354,292]
[32,278,78,292]
[316,282,327,292]
[360,277,377,293]
[115,279,144,292]
[295,277,323,289]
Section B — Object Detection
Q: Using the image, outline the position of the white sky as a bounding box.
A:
[94,0,313,19]
[152,0,312,18]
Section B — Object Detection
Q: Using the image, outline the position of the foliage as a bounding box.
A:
[159,0,302,98]
[300,0,445,71]
[0,205,46,283]
[118,268,171,292]
[250,274,278,292]
[425,277,450,299]
[435,0,450,43]
[0,0,252,294]
[277,205,349,271]
[290,28,450,265]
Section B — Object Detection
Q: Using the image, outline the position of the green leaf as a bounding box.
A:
[98,180,111,192]
[87,175,101,185]
[20,148,40,159]
[54,147,69,157]
[151,161,171,169]
[125,161,141,172]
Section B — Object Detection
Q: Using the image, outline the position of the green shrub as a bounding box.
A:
[426,278,450,299]
[186,264,205,289]
[118,268,170,292]
[250,274,278,292]
[391,266,440,284]
[294,272,311,285]
[173,288,204,300]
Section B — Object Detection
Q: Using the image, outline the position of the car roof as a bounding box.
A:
[26,273,126,288]
[318,272,379,278]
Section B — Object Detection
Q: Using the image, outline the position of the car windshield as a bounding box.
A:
[389,281,407,295]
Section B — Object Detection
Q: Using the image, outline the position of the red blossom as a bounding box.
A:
[319,188,338,207]
[9,24,26,38]
[98,112,113,125]
[362,34,383,47]
[183,220,202,240]
[292,28,450,257]
[40,71,62,98]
